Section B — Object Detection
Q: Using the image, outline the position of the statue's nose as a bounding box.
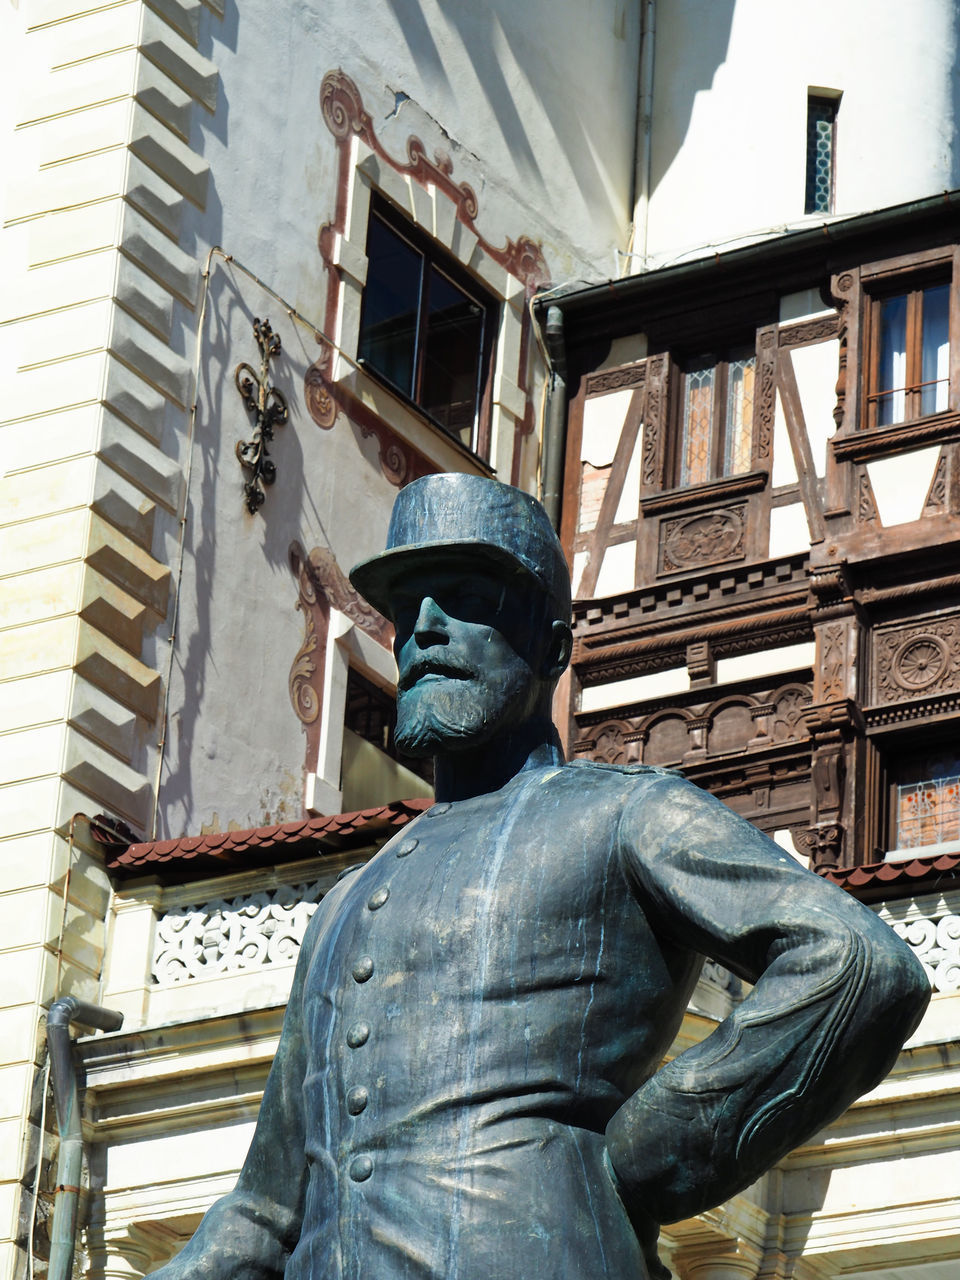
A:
[414,595,450,643]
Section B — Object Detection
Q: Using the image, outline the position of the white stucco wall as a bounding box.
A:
[640,0,960,268]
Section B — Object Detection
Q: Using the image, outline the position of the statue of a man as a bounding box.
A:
[154,474,928,1280]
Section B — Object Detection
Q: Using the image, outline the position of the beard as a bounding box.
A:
[395,667,536,759]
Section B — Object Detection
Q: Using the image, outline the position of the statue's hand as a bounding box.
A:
[602,1148,670,1280]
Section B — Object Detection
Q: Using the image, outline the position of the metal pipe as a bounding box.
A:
[631,0,657,271]
[539,304,568,531]
[46,998,124,1280]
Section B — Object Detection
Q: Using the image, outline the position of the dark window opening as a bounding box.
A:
[805,94,838,215]
[343,668,433,785]
[357,198,498,455]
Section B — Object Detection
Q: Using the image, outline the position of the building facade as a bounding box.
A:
[3,2,960,1280]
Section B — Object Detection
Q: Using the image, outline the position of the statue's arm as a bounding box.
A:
[607,772,930,1226]
[149,906,322,1280]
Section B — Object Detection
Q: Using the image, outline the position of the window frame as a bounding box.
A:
[672,344,758,489]
[356,195,500,458]
[862,272,953,432]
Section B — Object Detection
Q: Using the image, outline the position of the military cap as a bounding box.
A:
[350,473,571,623]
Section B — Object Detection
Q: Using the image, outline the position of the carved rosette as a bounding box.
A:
[659,505,746,574]
[875,618,960,704]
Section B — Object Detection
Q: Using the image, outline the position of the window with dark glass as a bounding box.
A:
[343,668,433,784]
[677,347,756,486]
[357,198,498,454]
[805,94,839,216]
[866,281,950,428]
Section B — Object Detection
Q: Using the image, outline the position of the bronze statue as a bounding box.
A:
[153,474,929,1280]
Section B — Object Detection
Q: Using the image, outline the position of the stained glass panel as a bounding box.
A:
[724,356,755,476]
[681,364,714,486]
[897,774,960,849]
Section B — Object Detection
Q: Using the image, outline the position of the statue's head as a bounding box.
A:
[351,474,572,758]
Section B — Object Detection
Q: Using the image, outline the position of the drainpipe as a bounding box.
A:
[632,0,657,270]
[539,304,568,531]
[46,997,124,1280]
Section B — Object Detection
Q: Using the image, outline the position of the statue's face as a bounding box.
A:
[392,565,545,758]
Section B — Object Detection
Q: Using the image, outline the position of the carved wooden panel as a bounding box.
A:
[585,364,646,395]
[707,701,754,755]
[645,714,689,764]
[771,685,812,741]
[658,504,747,574]
[874,616,960,704]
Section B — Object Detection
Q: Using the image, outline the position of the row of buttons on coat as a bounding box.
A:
[344,807,450,1182]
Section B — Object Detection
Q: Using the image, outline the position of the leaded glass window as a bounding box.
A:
[895,751,960,851]
[804,95,838,216]
[678,349,756,487]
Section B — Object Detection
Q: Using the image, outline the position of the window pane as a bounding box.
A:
[357,216,423,396]
[877,293,908,426]
[681,363,715,486]
[420,266,485,447]
[723,356,755,475]
[804,97,837,215]
[898,774,960,849]
[921,283,950,415]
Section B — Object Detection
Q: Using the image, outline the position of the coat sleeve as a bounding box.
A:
[605,772,930,1226]
[148,904,324,1280]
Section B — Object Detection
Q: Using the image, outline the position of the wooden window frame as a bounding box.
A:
[357,195,499,459]
[672,346,757,488]
[861,268,954,432]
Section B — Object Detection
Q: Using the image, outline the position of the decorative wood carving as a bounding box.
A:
[794,822,844,872]
[755,325,777,463]
[874,617,960,704]
[639,469,766,517]
[924,454,948,513]
[686,640,715,685]
[659,505,747,574]
[777,314,840,348]
[857,470,878,523]
[818,622,846,701]
[771,685,812,741]
[641,355,665,488]
[585,364,646,395]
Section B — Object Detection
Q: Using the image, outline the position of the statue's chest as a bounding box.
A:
[305,791,629,1014]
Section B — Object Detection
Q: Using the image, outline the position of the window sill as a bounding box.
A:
[833,410,960,463]
[639,469,768,517]
[885,837,960,864]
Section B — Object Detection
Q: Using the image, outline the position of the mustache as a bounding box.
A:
[398,655,477,693]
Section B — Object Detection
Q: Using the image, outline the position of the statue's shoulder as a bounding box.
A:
[567,760,683,780]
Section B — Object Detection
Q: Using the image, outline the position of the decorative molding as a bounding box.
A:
[641,355,665,487]
[639,470,767,517]
[304,68,548,484]
[924,454,948,514]
[585,364,647,395]
[793,822,844,872]
[318,71,549,294]
[771,686,812,741]
[832,411,960,463]
[659,505,747,574]
[288,541,392,772]
[754,327,777,462]
[235,318,288,514]
[857,470,878,523]
[777,314,840,348]
[153,879,326,985]
[874,616,960,704]
[818,623,846,701]
[892,910,960,991]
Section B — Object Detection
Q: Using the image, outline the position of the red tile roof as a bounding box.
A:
[105,799,433,877]
[822,849,960,902]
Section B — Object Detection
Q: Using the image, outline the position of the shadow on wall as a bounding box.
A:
[646,0,736,207]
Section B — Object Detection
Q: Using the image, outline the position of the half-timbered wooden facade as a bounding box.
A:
[547,191,960,879]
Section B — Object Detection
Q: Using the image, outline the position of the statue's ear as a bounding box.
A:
[544,619,573,681]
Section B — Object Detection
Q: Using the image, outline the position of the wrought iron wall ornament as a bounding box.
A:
[235,317,288,513]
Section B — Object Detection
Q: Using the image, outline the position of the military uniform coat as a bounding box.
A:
[156,763,928,1280]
